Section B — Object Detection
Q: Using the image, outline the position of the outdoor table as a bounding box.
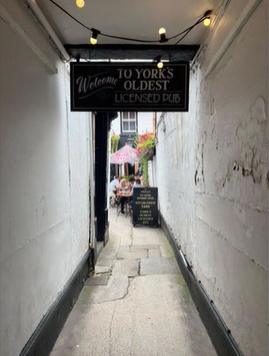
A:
[116,191,132,217]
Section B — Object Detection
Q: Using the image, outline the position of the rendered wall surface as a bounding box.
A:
[154,1,268,356]
[111,112,154,135]
[0,2,90,355]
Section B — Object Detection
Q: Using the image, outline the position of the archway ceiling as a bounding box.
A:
[35,0,224,61]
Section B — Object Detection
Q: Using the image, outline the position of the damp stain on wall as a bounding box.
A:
[195,132,207,191]
[218,97,267,189]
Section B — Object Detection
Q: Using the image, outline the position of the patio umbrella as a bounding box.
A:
[110,143,140,177]
[110,143,140,164]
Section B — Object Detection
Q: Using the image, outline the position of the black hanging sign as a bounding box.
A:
[132,187,158,227]
[70,62,189,112]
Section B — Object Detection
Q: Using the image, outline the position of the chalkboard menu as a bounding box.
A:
[132,188,158,227]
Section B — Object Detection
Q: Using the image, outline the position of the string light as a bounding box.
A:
[76,0,85,8]
[156,56,163,69]
[158,28,168,43]
[203,17,211,26]
[49,1,212,44]
[48,0,213,65]
[90,29,100,45]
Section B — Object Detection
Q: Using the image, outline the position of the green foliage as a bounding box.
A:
[132,132,140,148]
[141,159,149,186]
[111,132,120,153]
[135,132,155,186]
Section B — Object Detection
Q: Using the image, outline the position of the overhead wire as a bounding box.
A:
[48,0,212,64]
[156,17,206,61]
[49,0,211,44]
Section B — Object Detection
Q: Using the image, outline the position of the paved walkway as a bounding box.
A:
[50,207,217,356]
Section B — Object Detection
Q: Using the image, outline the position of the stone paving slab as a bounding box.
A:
[112,259,139,277]
[140,257,179,275]
[132,229,166,246]
[117,245,130,252]
[94,265,112,274]
[119,234,132,246]
[84,274,109,285]
[83,275,129,304]
[148,248,161,258]
[160,245,171,258]
[130,244,160,250]
[117,249,148,260]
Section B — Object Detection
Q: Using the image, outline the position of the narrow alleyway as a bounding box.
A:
[50,207,217,356]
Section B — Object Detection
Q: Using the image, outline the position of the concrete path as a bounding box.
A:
[50,208,217,356]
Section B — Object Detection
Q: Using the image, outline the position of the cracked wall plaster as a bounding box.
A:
[195,131,207,191]
[234,97,267,185]
[154,1,268,356]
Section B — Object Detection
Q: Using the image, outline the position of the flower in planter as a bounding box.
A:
[136,132,155,186]
[136,133,155,161]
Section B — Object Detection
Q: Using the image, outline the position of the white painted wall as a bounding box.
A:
[111,112,154,135]
[110,115,121,135]
[0,2,90,355]
[137,112,155,133]
[154,1,268,355]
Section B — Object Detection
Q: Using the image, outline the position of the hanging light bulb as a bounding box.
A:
[76,0,85,8]
[156,56,163,69]
[90,29,100,45]
[203,17,211,26]
[90,37,97,45]
[158,27,168,43]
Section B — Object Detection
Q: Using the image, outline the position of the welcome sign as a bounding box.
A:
[71,62,189,112]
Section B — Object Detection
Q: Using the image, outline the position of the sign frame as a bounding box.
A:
[70,62,189,112]
[132,187,158,227]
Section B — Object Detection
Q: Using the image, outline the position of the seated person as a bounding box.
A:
[129,178,142,210]
[128,177,135,190]
[115,176,122,192]
[109,176,119,192]
[109,176,120,199]
[118,178,130,213]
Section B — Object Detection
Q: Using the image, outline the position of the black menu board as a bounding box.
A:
[132,188,158,227]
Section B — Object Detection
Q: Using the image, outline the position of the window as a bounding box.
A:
[121,112,137,132]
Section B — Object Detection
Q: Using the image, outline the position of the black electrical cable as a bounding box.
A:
[168,16,207,40]
[49,0,159,43]
[99,33,160,43]
[156,17,205,61]
[48,0,212,45]
[49,0,93,32]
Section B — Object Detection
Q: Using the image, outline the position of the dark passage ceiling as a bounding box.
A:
[33,0,224,62]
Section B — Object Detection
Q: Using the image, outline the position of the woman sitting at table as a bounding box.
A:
[115,176,122,192]
[129,178,142,210]
[118,178,127,192]
[117,179,128,213]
